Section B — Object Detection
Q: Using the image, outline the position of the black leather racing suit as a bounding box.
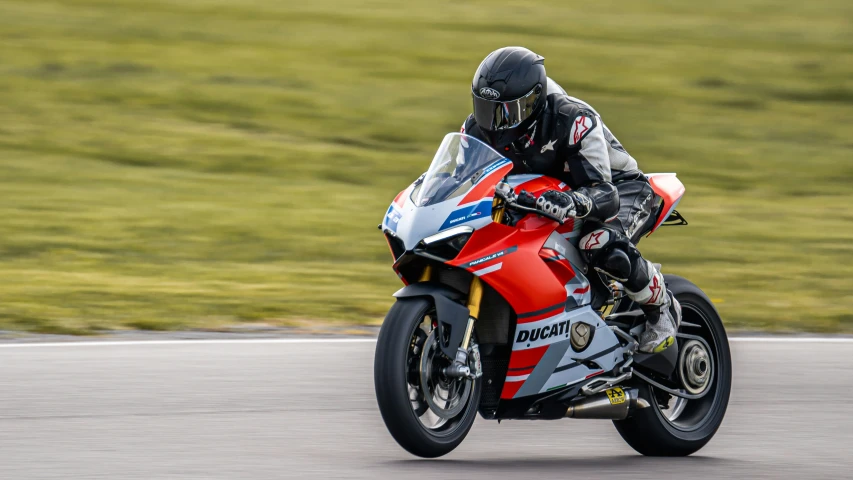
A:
[462,78,668,309]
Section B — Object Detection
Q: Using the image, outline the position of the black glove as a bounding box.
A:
[516,190,538,208]
[536,190,592,220]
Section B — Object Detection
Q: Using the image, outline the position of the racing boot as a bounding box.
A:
[624,263,682,353]
[638,291,681,353]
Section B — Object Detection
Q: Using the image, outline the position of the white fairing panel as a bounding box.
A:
[393,197,492,251]
[510,307,625,398]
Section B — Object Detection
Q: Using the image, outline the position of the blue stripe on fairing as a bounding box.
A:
[439,199,493,231]
[477,158,512,180]
[384,204,402,233]
[432,159,509,231]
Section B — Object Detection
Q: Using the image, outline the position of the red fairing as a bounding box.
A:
[647,174,685,235]
[514,176,570,197]
[450,220,565,321]
[507,345,548,374]
[447,175,577,320]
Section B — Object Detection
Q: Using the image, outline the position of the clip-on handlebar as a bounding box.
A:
[494,182,565,225]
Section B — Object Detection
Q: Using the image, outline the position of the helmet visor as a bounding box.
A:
[472,86,541,132]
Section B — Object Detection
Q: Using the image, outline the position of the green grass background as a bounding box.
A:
[0,0,851,334]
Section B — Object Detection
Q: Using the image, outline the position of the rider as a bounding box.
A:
[461,46,681,353]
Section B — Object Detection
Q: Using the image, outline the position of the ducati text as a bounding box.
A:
[516,319,573,343]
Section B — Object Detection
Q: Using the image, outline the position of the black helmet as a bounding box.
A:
[471,47,547,149]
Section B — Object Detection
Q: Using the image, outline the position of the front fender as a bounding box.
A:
[393,282,470,359]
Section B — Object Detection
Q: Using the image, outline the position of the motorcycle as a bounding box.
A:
[374,132,731,458]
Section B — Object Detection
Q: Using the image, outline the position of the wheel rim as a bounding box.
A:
[405,312,475,437]
[652,300,724,432]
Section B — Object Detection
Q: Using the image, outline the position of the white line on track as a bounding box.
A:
[0,338,377,348]
[729,336,853,343]
[0,336,851,348]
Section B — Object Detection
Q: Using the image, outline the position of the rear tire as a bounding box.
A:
[374,297,481,458]
[613,275,732,456]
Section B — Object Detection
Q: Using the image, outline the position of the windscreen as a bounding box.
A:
[413,133,507,207]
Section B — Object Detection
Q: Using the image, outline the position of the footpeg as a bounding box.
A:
[580,371,632,396]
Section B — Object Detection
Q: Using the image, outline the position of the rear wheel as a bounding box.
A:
[613,275,732,456]
[374,297,481,458]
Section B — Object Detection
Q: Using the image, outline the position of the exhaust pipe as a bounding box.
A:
[565,387,650,420]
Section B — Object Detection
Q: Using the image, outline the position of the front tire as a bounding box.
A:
[374,297,481,458]
[613,274,732,456]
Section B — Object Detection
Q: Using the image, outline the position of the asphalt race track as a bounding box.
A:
[1,337,852,479]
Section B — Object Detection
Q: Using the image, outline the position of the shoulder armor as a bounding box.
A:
[547,96,599,146]
[568,111,598,146]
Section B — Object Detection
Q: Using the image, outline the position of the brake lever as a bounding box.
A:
[495,181,565,225]
[507,203,565,225]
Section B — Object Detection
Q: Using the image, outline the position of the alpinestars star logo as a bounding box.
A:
[584,231,605,250]
[573,116,590,143]
[648,275,663,304]
[541,139,556,153]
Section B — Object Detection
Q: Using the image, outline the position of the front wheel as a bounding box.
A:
[613,274,732,456]
[374,297,481,458]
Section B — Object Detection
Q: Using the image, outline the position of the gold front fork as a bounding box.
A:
[418,264,433,283]
[462,276,483,350]
[491,196,506,224]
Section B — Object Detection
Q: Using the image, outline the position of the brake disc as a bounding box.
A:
[677,339,713,395]
[419,330,472,419]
